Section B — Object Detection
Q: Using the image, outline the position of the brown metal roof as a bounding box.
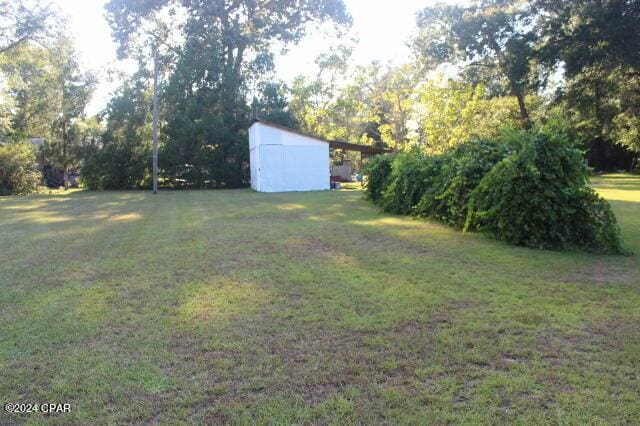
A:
[251,119,392,155]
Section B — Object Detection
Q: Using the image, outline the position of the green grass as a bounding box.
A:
[0,174,639,424]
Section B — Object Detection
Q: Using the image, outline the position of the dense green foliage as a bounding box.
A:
[96,0,350,189]
[1,33,95,190]
[0,141,42,195]
[413,0,639,169]
[157,35,250,188]
[362,153,394,204]
[369,139,512,226]
[538,0,640,161]
[293,0,638,171]
[161,115,248,189]
[82,80,152,190]
[415,140,513,228]
[368,140,512,224]
[379,150,432,215]
[365,130,624,253]
[251,82,298,129]
[466,132,623,253]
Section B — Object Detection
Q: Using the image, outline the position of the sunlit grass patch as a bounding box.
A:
[275,202,307,211]
[177,278,271,325]
[107,212,143,222]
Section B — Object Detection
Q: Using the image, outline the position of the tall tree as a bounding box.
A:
[289,45,358,141]
[104,0,351,189]
[45,38,96,188]
[104,2,178,193]
[82,73,153,190]
[413,76,524,153]
[0,0,56,54]
[536,0,640,166]
[251,81,297,128]
[0,83,13,140]
[290,59,418,149]
[0,43,58,140]
[369,64,419,149]
[413,0,540,125]
[105,0,351,122]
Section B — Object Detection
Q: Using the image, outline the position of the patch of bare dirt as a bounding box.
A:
[560,260,638,285]
[534,316,640,389]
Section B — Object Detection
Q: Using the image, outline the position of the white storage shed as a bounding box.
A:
[249,120,330,192]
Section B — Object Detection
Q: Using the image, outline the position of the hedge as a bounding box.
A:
[363,129,624,254]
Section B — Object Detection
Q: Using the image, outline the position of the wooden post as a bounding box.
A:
[152,50,159,194]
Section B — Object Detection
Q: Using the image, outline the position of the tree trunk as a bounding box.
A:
[485,32,532,128]
[515,92,530,127]
[62,119,69,189]
[221,44,245,127]
[152,52,159,194]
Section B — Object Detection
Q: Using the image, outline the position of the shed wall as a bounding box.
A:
[249,122,330,192]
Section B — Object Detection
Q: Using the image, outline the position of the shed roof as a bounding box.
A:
[251,119,392,155]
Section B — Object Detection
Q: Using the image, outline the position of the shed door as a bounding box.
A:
[258,145,284,192]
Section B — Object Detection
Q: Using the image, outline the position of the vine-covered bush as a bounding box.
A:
[465,131,623,253]
[0,141,43,196]
[363,129,625,254]
[380,149,435,215]
[571,188,622,253]
[415,139,512,228]
[363,153,394,203]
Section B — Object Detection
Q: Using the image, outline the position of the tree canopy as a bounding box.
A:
[0,0,57,54]
[93,0,352,188]
[414,0,543,124]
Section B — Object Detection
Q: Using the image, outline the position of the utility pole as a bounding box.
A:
[152,48,159,194]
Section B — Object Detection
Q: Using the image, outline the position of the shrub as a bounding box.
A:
[79,146,104,190]
[81,141,151,190]
[415,139,512,228]
[572,188,623,253]
[465,131,623,253]
[0,141,42,195]
[363,153,394,203]
[362,129,624,254]
[380,149,435,215]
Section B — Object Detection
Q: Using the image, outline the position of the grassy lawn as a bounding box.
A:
[1,174,639,424]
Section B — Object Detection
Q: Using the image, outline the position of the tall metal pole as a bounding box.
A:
[152,50,159,194]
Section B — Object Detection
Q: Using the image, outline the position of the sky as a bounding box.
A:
[50,0,438,115]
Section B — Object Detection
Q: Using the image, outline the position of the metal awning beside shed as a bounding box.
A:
[327,140,391,158]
